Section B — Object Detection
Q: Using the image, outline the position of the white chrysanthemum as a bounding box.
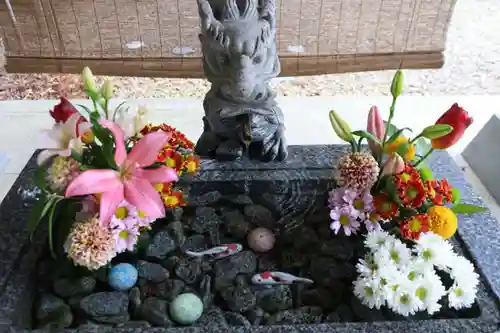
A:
[400,257,434,282]
[376,239,411,269]
[364,230,395,251]
[413,274,446,314]
[387,281,419,317]
[353,277,386,310]
[448,255,480,290]
[413,233,454,269]
[448,283,477,310]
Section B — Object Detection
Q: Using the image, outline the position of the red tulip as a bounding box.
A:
[50,97,79,124]
[431,103,473,149]
[367,105,385,154]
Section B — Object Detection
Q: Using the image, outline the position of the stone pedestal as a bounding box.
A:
[462,114,500,203]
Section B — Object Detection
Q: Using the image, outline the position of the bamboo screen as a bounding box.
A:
[0,0,456,78]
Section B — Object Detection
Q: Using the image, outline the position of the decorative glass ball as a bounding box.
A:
[107,263,138,291]
[169,293,204,324]
[247,227,275,253]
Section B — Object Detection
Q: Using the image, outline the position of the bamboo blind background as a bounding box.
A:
[0,0,456,78]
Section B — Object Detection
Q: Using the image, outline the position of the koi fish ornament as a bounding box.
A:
[185,243,243,259]
[251,272,314,285]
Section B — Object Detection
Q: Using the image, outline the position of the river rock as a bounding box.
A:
[195,307,229,332]
[243,205,275,229]
[224,311,252,327]
[35,293,73,329]
[53,276,96,298]
[138,297,173,327]
[199,275,214,308]
[243,307,265,326]
[220,279,256,313]
[214,251,257,288]
[191,207,222,233]
[79,292,128,317]
[256,285,293,313]
[142,279,185,301]
[137,261,170,283]
[146,231,177,259]
[166,221,186,248]
[174,257,202,284]
[115,321,152,328]
[188,190,223,206]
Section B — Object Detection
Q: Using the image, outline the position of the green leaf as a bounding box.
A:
[383,121,399,137]
[450,203,488,215]
[386,127,413,145]
[420,124,453,140]
[34,165,48,191]
[27,194,51,240]
[413,137,432,156]
[76,104,93,119]
[351,130,381,144]
[48,197,64,257]
[395,140,410,157]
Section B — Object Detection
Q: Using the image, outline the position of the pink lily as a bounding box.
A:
[367,105,385,155]
[65,120,178,225]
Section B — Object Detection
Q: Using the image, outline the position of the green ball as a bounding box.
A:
[169,293,204,325]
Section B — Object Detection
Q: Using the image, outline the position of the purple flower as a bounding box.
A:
[364,212,384,231]
[111,218,140,253]
[328,187,358,208]
[329,205,361,236]
[352,191,374,220]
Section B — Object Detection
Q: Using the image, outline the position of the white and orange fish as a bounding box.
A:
[185,243,243,259]
[251,271,314,285]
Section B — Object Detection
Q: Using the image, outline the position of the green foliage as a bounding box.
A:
[450,203,488,215]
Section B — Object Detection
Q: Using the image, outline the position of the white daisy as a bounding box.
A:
[353,277,386,310]
[448,283,477,310]
[413,274,446,314]
[413,234,454,270]
[387,281,420,317]
[356,254,379,278]
[378,239,411,268]
[448,255,480,290]
[364,230,395,251]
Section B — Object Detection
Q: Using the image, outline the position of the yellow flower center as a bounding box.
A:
[399,294,410,305]
[409,218,422,232]
[138,210,147,218]
[164,195,179,206]
[427,205,458,239]
[81,130,94,144]
[115,207,129,219]
[354,199,364,210]
[389,249,400,263]
[406,187,418,199]
[166,158,176,168]
[454,288,464,296]
[186,161,197,173]
[119,230,129,239]
[339,215,350,225]
[416,287,427,300]
[154,183,164,192]
[381,202,393,212]
[364,287,374,296]
[400,173,411,183]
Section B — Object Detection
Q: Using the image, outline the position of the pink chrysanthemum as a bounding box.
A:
[334,152,380,192]
[46,156,80,193]
[64,216,116,270]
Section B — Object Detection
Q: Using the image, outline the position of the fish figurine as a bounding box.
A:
[185,243,243,259]
[251,271,314,285]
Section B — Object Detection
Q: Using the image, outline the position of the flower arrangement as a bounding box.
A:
[28,67,200,271]
[327,70,487,316]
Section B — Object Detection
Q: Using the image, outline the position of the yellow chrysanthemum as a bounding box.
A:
[386,136,416,161]
[427,205,458,239]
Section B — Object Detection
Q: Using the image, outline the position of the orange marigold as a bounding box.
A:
[141,123,194,150]
[161,188,186,208]
[373,193,399,220]
[394,164,421,186]
[400,214,429,240]
[397,179,426,208]
[424,178,453,205]
[184,154,200,174]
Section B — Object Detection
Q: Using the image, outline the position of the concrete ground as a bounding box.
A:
[0,96,499,220]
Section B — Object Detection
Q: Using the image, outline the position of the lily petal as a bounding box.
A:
[65,169,120,197]
[63,113,83,138]
[37,149,59,166]
[124,176,165,219]
[99,119,127,166]
[134,166,179,184]
[127,131,171,167]
[68,138,84,155]
[99,184,125,226]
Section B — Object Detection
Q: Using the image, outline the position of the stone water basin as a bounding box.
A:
[0,145,499,333]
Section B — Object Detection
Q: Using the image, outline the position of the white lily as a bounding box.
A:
[115,105,150,139]
[37,113,91,165]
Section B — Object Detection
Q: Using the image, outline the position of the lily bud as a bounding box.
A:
[381,153,405,176]
[329,110,354,143]
[101,79,114,100]
[367,105,385,154]
[420,124,453,140]
[82,67,98,96]
[390,70,404,99]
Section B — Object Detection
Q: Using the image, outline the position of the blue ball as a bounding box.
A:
[169,293,204,324]
[107,263,138,291]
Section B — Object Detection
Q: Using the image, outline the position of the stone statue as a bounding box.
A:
[194,0,288,162]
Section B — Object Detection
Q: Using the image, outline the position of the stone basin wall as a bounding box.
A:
[0,145,499,333]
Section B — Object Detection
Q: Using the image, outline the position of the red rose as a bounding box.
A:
[50,97,78,123]
[431,103,473,149]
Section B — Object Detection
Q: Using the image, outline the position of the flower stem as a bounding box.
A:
[409,134,422,144]
[413,148,434,167]
[378,97,398,166]
[349,140,357,153]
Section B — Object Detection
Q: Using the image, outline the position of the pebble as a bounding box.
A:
[146,231,177,259]
[53,276,96,298]
[247,227,276,253]
[169,293,204,325]
[139,297,173,327]
[80,292,129,317]
[108,263,138,291]
[137,260,170,283]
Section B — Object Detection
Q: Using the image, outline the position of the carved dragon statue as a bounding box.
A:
[194,0,288,162]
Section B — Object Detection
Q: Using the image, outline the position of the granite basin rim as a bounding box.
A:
[0,145,499,333]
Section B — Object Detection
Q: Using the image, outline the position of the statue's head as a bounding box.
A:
[197,0,280,101]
